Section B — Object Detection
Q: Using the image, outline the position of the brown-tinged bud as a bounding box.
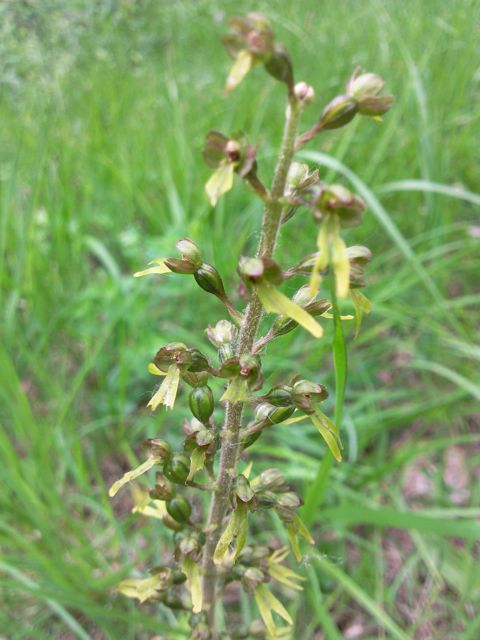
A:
[207,319,238,347]
[347,245,372,288]
[255,402,295,424]
[242,567,266,593]
[163,257,197,274]
[253,467,288,493]
[181,370,209,388]
[292,379,328,413]
[239,353,263,391]
[149,473,175,501]
[318,95,358,130]
[166,497,191,524]
[346,68,394,117]
[194,263,227,300]
[195,428,214,448]
[264,43,294,90]
[234,474,255,504]
[143,438,172,461]
[238,256,283,285]
[256,492,276,509]
[178,533,202,559]
[163,453,190,485]
[275,491,302,508]
[294,81,314,103]
[189,386,214,423]
[175,238,203,268]
[154,342,189,370]
[187,348,210,373]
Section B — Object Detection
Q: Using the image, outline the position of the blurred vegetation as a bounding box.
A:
[0,0,479,638]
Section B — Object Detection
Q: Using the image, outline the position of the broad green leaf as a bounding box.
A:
[226,49,254,93]
[108,456,160,498]
[205,162,235,206]
[181,556,202,613]
[257,283,323,338]
[147,364,180,410]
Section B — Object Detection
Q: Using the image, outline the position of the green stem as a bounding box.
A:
[201,97,302,634]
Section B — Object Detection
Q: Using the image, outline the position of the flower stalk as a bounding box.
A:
[201,94,302,628]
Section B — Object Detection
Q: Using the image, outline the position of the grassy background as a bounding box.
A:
[1,0,479,638]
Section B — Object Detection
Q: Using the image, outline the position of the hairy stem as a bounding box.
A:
[201,96,302,633]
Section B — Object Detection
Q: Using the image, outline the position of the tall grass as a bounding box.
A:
[1,0,479,637]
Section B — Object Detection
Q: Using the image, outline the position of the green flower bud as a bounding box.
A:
[262,385,293,407]
[166,497,192,523]
[194,263,227,300]
[162,513,185,532]
[255,402,295,424]
[171,569,187,585]
[175,238,202,268]
[318,95,358,130]
[189,386,214,423]
[163,453,190,485]
[143,438,172,462]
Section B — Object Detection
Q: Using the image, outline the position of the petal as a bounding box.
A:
[181,556,202,613]
[134,259,171,278]
[205,162,235,206]
[310,412,342,462]
[147,364,180,411]
[116,575,166,603]
[351,289,372,339]
[220,376,249,403]
[257,283,323,338]
[331,224,350,299]
[147,362,167,376]
[108,456,159,497]
[225,49,254,93]
[187,447,206,482]
[309,222,330,297]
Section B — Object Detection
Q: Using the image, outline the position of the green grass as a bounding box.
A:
[1,0,479,638]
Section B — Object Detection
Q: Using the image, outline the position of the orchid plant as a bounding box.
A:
[108,13,393,639]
